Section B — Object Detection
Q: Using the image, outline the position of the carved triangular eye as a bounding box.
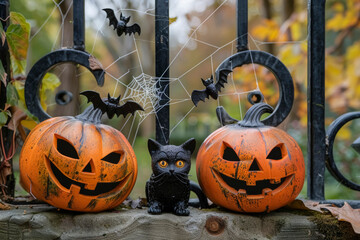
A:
[56,136,79,159]
[267,144,285,160]
[102,152,121,164]
[223,143,240,162]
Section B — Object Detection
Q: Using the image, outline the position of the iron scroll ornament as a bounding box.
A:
[326,112,360,191]
[25,49,105,122]
[215,50,294,127]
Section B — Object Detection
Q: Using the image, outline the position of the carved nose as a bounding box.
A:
[249,158,261,172]
[82,159,95,173]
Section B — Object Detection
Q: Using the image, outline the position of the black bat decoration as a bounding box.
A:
[103,8,141,37]
[80,90,144,119]
[191,61,232,106]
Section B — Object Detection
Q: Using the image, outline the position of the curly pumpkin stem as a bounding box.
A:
[238,103,274,127]
[216,103,274,127]
[75,106,103,124]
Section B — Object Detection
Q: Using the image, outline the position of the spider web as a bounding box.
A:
[122,73,161,117]
[27,0,308,146]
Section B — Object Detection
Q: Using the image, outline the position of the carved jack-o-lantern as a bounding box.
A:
[20,91,142,212]
[196,103,305,213]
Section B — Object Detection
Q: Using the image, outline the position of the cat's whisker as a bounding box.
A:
[174,174,188,184]
[177,172,187,176]
[175,173,188,180]
[156,176,169,186]
[152,172,166,180]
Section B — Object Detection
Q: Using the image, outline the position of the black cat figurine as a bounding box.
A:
[146,138,196,216]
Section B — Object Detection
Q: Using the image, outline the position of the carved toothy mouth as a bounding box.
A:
[46,157,129,196]
[213,169,294,196]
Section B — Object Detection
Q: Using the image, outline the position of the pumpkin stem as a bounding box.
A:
[238,103,274,127]
[75,106,103,124]
[216,103,274,127]
[216,106,238,126]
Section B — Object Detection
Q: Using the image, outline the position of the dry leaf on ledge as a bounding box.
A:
[287,199,332,213]
[325,202,360,234]
[0,201,11,210]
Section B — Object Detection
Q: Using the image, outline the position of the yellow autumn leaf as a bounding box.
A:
[251,19,280,42]
[169,17,177,25]
[21,118,37,130]
[346,41,360,62]
[325,55,343,86]
[332,2,344,12]
[290,21,302,41]
[278,45,302,66]
[337,125,351,140]
[326,8,358,31]
[326,13,344,31]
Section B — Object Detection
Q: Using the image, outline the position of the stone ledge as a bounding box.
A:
[0,204,357,239]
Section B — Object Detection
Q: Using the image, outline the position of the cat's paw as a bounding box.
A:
[148,201,162,214]
[174,202,190,216]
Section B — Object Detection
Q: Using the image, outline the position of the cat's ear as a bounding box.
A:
[181,138,196,154]
[148,138,162,155]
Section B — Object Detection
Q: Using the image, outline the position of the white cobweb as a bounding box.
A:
[27,0,308,146]
[122,73,161,117]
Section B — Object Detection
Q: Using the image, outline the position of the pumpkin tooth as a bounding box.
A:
[238,189,246,195]
[262,188,272,195]
[246,180,256,186]
[85,182,97,190]
[270,179,281,184]
[70,185,81,194]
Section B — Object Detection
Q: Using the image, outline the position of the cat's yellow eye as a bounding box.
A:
[176,160,185,168]
[158,160,168,168]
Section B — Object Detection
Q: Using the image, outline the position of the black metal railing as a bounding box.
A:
[0,0,359,207]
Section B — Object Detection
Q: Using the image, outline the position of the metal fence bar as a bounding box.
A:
[155,0,170,144]
[0,0,15,198]
[236,0,248,52]
[73,0,85,51]
[307,0,326,200]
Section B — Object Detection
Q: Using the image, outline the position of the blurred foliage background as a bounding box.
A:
[2,0,360,201]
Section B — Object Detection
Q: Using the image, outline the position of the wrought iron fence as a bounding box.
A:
[0,0,359,207]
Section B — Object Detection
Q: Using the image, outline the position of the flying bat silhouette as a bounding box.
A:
[80,90,144,119]
[191,60,233,106]
[103,8,141,37]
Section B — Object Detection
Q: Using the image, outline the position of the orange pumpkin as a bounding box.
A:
[196,103,305,213]
[19,92,140,212]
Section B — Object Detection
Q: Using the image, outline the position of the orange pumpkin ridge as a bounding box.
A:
[196,103,305,213]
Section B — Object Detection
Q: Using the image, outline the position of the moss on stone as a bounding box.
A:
[309,212,358,240]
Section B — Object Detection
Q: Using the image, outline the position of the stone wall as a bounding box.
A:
[0,204,357,239]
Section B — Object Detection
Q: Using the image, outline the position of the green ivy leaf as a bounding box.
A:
[6,83,19,106]
[6,12,30,76]
[0,111,9,128]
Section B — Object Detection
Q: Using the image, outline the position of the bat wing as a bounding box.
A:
[80,90,107,113]
[215,69,232,93]
[103,8,118,30]
[116,101,144,118]
[125,23,141,35]
[191,89,209,106]
[215,60,233,93]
